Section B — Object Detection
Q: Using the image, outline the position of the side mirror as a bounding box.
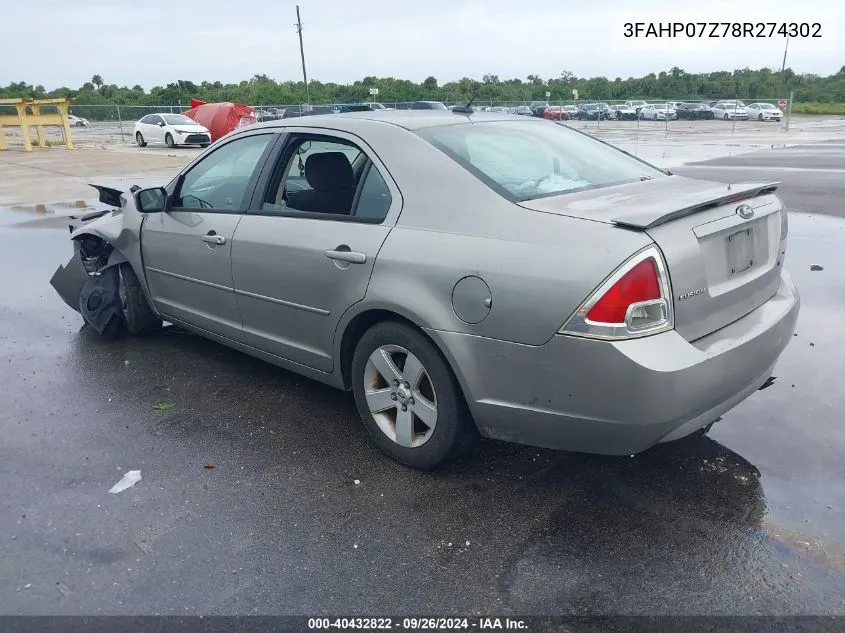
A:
[136,187,167,213]
[159,121,166,127]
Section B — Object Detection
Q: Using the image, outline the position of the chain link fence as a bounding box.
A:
[2,97,798,148]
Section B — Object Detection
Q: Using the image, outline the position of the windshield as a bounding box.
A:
[758,103,777,109]
[418,121,666,202]
[162,114,196,125]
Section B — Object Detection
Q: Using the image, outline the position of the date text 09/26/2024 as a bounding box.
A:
[623,22,822,38]
[307,617,528,630]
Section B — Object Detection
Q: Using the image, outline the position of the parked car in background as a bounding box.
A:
[254,110,277,122]
[609,105,638,120]
[711,100,749,120]
[51,110,799,470]
[638,103,677,120]
[675,102,715,120]
[339,103,380,113]
[576,103,610,120]
[529,101,550,117]
[747,103,784,121]
[133,113,211,148]
[542,106,571,121]
[68,114,89,127]
[411,101,448,110]
[624,100,648,114]
[282,105,335,118]
[512,105,533,116]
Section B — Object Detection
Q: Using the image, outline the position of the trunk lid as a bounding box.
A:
[518,176,787,341]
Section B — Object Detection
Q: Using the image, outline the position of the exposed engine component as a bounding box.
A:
[77,235,113,275]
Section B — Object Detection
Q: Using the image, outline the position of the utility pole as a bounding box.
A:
[780,35,790,95]
[295,5,310,106]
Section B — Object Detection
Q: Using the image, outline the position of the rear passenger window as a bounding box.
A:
[354,165,392,221]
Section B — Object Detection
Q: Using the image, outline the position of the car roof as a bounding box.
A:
[238,109,530,132]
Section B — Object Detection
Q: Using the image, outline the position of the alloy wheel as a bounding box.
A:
[363,345,437,448]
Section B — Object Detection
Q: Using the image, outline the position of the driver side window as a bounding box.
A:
[172,134,272,211]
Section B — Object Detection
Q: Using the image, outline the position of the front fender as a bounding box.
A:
[51,189,156,317]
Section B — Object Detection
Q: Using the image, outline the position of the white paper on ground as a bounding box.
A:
[109,470,142,494]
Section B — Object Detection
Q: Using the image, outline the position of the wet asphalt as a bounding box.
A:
[1,142,844,617]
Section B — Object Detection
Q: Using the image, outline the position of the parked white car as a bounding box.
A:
[638,103,677,120]
[68,115,89,127]
[134,113,212,148]
[747,103,784,121]
[624,100,648,114]
[711,101,749,120]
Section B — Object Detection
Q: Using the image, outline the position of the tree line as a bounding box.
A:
[2,66,844,110]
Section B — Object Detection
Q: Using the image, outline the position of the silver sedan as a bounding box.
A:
[50,111,799,469]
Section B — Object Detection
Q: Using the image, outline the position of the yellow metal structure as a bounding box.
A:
[0,97,75,151]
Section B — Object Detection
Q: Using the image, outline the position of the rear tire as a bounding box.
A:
[165,133,175,148]
[200,143,210,148]
[136,132,146,147]
[351,321,477,470]
[118,264,162,335]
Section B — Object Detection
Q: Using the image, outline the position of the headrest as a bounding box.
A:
[304,152,355,191]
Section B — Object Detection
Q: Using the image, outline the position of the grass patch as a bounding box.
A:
[791,102,845,115]
[153,401,175,411]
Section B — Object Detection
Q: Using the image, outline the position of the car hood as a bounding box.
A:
[516,175,779,229]
[172,124,209,132]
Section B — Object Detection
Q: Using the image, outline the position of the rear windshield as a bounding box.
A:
[417,121,665,202]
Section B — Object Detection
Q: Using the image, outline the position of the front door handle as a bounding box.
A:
[325,249,366,264]
[202,232,226,245]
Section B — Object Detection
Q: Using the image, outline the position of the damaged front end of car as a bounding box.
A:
[49,182,155,338]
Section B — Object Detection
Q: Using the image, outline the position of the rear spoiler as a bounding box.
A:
[611,182,781,230]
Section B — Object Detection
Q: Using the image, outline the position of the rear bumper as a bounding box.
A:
[428,269,799,455]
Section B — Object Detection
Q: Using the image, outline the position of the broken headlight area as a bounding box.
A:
[77,234,114,274]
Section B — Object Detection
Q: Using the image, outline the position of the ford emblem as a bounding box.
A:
[736,204,754,219]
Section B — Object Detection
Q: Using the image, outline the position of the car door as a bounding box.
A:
[230,130,400,373]
[144,114,163,143]
[140,131,278,340]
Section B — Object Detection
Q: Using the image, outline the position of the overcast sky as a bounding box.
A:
[2,0,841,89]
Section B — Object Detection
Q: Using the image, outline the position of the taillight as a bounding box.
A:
[559,246,673,339]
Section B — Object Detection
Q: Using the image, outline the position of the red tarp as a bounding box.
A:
[182,101,256,142]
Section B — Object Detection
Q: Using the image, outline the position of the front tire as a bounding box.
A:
[758,114,764,121]
[165,133,175,148]
[118,264,162,335]
[136,132,146,147]
[351,321,477,469]
[724,114,730,120]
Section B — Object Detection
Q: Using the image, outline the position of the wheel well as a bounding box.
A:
[340,310,419,390]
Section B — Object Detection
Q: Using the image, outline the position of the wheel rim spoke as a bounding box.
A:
[412,396,437,427]
[370,348,402,383]
[402,353,425,389]
[395,407,414,448]
[365,388,395,415]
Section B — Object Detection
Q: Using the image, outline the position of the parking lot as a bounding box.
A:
[1,127,844,618]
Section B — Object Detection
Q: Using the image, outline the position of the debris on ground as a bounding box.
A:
[203,464,215,469]
[153,401,174,411]
[354,479,361,485]
[810,265,824,271]
[109,470,142,493]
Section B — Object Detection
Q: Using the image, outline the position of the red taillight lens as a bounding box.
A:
[586,258,661,324]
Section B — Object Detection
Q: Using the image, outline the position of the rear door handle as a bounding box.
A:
[325,249,366,264]
[202,233,226,245]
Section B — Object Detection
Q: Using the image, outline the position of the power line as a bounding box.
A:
[295,5,310,105]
